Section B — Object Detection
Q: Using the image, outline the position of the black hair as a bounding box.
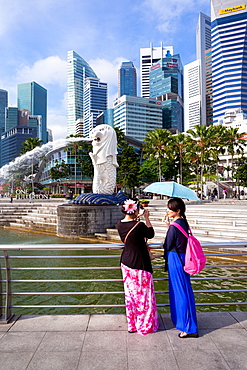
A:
[167,197,189,227]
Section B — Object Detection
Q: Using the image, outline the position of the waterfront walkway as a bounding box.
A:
[0,312,247,370]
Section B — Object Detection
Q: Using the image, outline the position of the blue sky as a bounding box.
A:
[0,0,210,141]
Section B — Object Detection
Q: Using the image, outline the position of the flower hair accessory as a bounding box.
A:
[123,199,138,214]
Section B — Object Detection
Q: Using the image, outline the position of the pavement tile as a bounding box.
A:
[159,313,174,330]
[127,330,172,351]
[10,314,89,332]
[197,312,242,330]
[0,331,45,352]
[26,350,80,370]
[166,329,217,350]
[82,331,127,352]
[78,350,128,370]
[128,350,179,370]
[209,328,247,349]
[0,352,34,370]
[230,311,247,329]
[0,315,20,331]
[220,346,247,370]
[173,347,231,370]
[37,331,86,352]
[88,314,127,331]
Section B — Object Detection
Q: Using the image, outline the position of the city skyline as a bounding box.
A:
[0,0,210,141]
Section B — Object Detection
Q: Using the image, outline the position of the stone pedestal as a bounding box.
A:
[57,204,122,238]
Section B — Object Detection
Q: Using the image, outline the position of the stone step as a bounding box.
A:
[8,222,57,232]
[21,215,57,223]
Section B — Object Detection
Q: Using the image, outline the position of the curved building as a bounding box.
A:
[67,51,97,136]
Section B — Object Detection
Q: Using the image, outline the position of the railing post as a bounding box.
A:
[2,251,13,323]
[0,254,2,320]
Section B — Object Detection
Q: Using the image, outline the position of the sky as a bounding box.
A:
[0,0,210,142]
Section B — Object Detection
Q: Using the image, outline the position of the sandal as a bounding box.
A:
[178,332,199,338]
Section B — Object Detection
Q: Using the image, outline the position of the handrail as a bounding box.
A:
[0,242,247,323]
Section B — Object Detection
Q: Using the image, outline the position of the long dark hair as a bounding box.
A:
[167,197,189,227]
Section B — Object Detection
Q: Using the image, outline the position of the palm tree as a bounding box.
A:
[170,132,188,184]
[186,125,220,199]
[224,127,246,188]
[20,137,43,154]
[143,129,173,182]
[20,137,43,193]
[66,135,84,194]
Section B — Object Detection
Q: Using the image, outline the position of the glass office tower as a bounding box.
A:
[140,43,174,98]
[0,89,8,167]
[67,50,98,136]
[118,61,137,97]
[113,95,162,142]
[17,82,47,143]
[149,55,184,132]
[83,77,107,137]
[211,1,247,124]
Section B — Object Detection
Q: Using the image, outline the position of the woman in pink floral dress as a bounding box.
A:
[117,199,158,335]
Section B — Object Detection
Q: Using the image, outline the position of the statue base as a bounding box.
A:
[57,204,123,238]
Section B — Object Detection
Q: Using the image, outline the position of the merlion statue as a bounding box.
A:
[89,124,119,195]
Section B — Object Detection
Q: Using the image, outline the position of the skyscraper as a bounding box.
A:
[17,81,47,143]
[205,49,213,125]
[83,77,107,137]
[118,61,137,97]
[184,60,201,131]
[196,12,211,126]
[0,89,8,168]
[149,55,184,132]
[67,51,97,136]
[140,43,174,98]
[113,95,162,142]
[211,1,247,124]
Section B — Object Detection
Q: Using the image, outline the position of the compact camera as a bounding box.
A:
[139,206,145,215]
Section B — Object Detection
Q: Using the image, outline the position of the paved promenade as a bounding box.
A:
[0,312,247,370]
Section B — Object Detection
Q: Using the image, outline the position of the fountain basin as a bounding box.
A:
[57,204,122,238]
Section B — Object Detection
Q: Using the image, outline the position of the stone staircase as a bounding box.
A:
[95,202,247,245]
[0,203,62,234]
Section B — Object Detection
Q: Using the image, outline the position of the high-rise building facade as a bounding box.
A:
[205,49,213,125]
[140,43,174,98]
[0,89,8,167]
[83,77,107,137]
[67,51,97,136]
[211,1,247,124]
[196,12,211,126]
[113,95,162,142]
[118,62,137,97]
[1,125,38,166]
[17,81,47,143]
[5,107,19,131]
[184,60,201,131]
[149,55,184,132]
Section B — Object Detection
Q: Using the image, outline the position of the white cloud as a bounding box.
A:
[47,113,67,142]
[16,56,67,88]
[89,57,129,86]
[140,0,208,33]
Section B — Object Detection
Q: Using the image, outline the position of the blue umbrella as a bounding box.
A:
[143,181,200,201]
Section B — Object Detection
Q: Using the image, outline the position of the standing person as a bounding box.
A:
[10,193,13,203]
[163,197,198,338]
[212,187,218,199]
[223,189,227,199]
[117,199,158,335]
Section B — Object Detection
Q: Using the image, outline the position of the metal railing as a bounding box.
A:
[0,242,247,323]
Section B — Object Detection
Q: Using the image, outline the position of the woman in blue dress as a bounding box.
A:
[163,197,198,338]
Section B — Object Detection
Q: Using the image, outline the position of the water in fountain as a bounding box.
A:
[0,137,90,181]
